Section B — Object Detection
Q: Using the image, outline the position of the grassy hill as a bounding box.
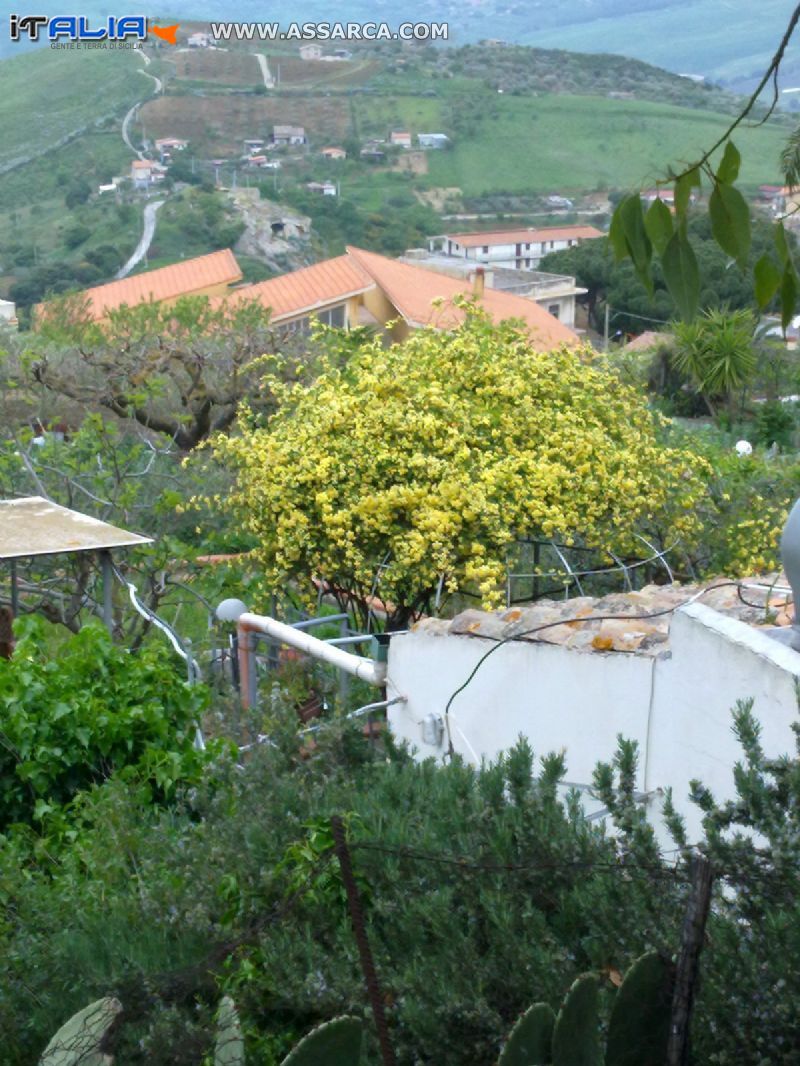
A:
[0,47,146,173]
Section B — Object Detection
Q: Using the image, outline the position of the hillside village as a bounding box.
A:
[5,14,800,1065]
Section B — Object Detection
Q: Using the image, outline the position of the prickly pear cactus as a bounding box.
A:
[215,996,245,1066]
[605,951,673,1066]
[280,1015,363,1066]
[499,1002,556,1065]
[552,974,601,1066]
[39,996,121,1065]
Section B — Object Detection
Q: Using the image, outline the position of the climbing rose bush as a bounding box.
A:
[209,310,707,626]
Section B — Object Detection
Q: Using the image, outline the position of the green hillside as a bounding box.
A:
[424,96,789,196]
[0,47,146,172]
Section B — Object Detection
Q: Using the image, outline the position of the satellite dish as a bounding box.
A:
[215,598,248,623]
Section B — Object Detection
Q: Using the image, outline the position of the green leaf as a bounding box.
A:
[662,230,700,321]
[780,263,799,332]
[674,167,701,220]
[775,221,793,266]
[618,194,653,295]
[716,141,741,185]
[281,1016,364,1066]
[644,198,674,256]
[608,202,628,262]
[754,255,782,309]
[709,183,751,268]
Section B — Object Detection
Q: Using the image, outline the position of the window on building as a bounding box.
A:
[482,245,489,254]
[548,303,560,319]
[318,304,346,328]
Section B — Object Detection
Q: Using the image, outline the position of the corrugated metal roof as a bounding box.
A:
[445,225,604,249]
[0,497,152,560]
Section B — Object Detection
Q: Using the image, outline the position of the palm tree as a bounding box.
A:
[671,307,757,418]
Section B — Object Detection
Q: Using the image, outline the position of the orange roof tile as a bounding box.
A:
[445,224,604,249]
[345,246,579,348]
[222,255,374,320]
[61,250,243,321]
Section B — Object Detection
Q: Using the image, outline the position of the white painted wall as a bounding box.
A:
[386,603,800,845]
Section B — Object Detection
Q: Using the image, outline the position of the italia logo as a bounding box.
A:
[8,15,180,43]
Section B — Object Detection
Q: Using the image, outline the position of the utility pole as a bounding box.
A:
[603,302,610,351]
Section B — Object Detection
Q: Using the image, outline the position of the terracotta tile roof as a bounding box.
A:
[445,224,605,249]
[345,246,579,348]
[223,247,577,347]
[621,330,671,352]
[221,255,374,320]
[46,250,243,321]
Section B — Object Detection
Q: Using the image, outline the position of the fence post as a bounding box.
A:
[330,816,396,1066]
[667,853,714,1066]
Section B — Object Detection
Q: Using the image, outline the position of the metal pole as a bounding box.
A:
[101,551,113,634]
[603,302,610,351]
[330,816,396,1066]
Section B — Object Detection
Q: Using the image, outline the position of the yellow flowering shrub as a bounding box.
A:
[209,310,707,627]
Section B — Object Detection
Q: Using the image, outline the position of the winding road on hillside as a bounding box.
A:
[116,199,165,279]
[117,52,166,278]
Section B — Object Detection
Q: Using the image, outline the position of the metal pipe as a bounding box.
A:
[238,611,387,695]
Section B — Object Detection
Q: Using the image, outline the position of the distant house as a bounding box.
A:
[332,48,352,60]
[35,250,244,325]
[360,146,386,163]
[417,133,449,149]
[260,160,281,171]
[187,31,210,47]
[434,224,604,271]
[272,125,307,146]
[155,137,187,153]
[390,131,412,148]
[299,43,323,60]
[247,155,268,167]
[131,159,153,188]
[642,188,674,205]
[243,138,265,154]
[0,299,18,329]
[321,146,346,160]
[400,248,588,330]
[98,182,118,195]
[306,180,337,196]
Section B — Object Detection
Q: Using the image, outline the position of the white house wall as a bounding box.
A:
[386,603,800,844]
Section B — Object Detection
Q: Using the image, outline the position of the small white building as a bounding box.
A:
[434,224,604,271]
[299,43,323,60]
[321,146,347,160]
[306,180,337,196]
[417,133,449,149]
[188,32,210,48]
[390,130,412,148]
[131,159,153,188]
[273,125,306,146]
[0,298,18,329]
